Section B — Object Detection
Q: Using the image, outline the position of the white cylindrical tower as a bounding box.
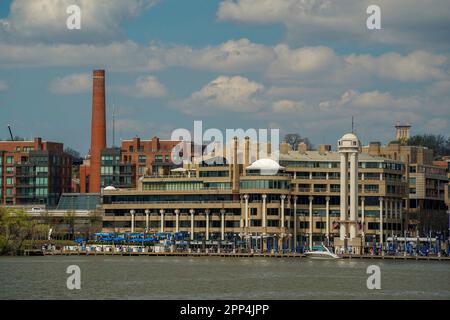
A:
[338,133,361,242]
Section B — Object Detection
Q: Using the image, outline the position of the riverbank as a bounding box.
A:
[36,249,450,261]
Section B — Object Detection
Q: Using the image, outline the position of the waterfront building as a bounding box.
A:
[0,138,72,207]
[362,138,448,235]
[102,136,406,252]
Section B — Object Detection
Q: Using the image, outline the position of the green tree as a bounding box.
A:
[0,208,48,255]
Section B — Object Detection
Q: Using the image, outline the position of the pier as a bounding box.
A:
[41,250,450,261]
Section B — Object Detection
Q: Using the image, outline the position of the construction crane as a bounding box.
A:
[7,124,14,141]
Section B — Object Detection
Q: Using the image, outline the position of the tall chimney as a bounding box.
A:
[89,69,106,193]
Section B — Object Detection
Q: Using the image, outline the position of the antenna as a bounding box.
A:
[112,104,116,148]
[7,124,14,141]
[351,116,354,133]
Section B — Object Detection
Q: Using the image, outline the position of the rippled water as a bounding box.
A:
[0,256,449,300]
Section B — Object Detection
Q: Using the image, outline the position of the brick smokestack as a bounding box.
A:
[89,70,106,193]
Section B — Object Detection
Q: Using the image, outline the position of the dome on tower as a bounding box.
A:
[341,133,358,141]
[338,132,361,152]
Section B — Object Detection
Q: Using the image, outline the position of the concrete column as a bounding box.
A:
[325,196,330,242]
[159,209,165,233]
[340,153,348,241]
[389,199,393,219]
[293,196,298,251]
[361,197,365,240]
[399,200,403,233]
[379,198,384,251]
[175,209,180,233]
[262,194,267,229]
[385,199,389,238]
[244,194,249,228]
[205,209,210,241]
[349,152,358,239]
[130,209,135,233]
[190,209,195,240]
[244,136,250,176]
[309,196,314,250]
[280,195,286,229]
[145,209,150,232]
[232,137,239,191]
[220,209,225,241]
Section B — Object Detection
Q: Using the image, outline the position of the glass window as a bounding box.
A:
[138,155,146,163]
[6,156,14,164]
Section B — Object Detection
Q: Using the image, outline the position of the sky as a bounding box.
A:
[0,0,449,155]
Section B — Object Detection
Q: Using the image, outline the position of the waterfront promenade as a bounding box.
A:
[39,249,450,261]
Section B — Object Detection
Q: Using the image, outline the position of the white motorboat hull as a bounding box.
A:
[304,252,341,259]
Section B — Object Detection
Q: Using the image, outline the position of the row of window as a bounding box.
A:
[240,180,290,189]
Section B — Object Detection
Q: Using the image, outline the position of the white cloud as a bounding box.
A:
[346,51,448,81]
[0,80,8,91]
[318,90,421,111]
[49,73,90,94]
[147,38,275,73]
[0,0,158,43]
[272,99,305,114]
[126,75,167,98]
[267,44,448,84]
[1,38,447,88]
[0,41,151,71]
[267,44,340,79]
[177,76,265,114]
[217,0,450,47]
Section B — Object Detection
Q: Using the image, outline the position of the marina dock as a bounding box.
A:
[40,250,450,261]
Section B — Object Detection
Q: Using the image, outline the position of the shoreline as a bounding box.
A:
[17,250,450,261]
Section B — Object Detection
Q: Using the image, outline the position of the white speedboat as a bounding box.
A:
[304,244,341,259]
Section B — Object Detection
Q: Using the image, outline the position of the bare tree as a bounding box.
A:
[284,134,313,151]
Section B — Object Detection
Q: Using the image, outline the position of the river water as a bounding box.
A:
[0,256,449,300]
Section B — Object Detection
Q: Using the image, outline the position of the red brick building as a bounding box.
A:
[79,136,180,192]
[0,138,72,207]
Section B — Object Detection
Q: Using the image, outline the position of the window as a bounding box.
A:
[36,166,48,174]
[35,177,48,186]
[6,167,14,174]
[36,188,48,196]
[316,221,326,229]
[6,156,14,164]
[101,166,113,175]
[6,177,14,185]
[138,166,146,174]
[138,155,146,163]
[299,221,309,228]
[6,188,13,196]
[165,155,170,162]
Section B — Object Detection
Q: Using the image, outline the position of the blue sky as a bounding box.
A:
[0,0,449,154]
